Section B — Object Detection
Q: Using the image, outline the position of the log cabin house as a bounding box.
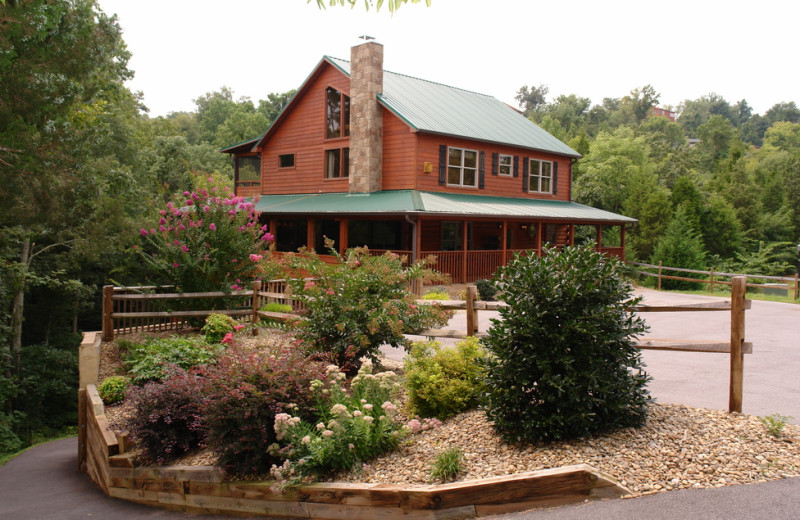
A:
[222,41,635,283]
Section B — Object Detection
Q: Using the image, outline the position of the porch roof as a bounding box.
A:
[250,190,636,224]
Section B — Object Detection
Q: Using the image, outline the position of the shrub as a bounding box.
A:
[98,376,130,405]
[474,279,497,301]
[136,177,279,298]
[270,361,406,483]
[284,244,451,371]
[421,289,449,300]
[201,313,236,344]
[201,345,325,475]
[120,336,224,385]
[0,412,23,455]
[260,302,294,313]
[483,244,650,442]
[126,368,207,465]
[404,338,486,419]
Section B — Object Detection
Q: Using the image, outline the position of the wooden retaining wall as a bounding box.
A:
[77,331,630,518]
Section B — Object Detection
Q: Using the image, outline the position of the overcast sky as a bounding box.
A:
[97,0,798,118]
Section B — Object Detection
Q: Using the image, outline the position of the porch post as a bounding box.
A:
[307,219,315,251]
[621,224,627,259]
[536,222,543,257]
[462,220,468,284]
[415,216,422,261]
[501,220,508,265]
[569,224,575,246]
[339,219,349,255]
[596,224,603,249]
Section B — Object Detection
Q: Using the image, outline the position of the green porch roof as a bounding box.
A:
[250,190,635,224]
[326,57,580,158]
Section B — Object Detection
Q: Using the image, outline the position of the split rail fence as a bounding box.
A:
[629,260,799,300]
[102,277,751,413]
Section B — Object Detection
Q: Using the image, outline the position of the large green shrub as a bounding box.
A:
[284,244,451,371]
[404,338,486,419]
[201,313,236,344]
[483,244,650,442]
[98,376,130,405]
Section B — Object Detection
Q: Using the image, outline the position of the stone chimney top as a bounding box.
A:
[348,41,383,194]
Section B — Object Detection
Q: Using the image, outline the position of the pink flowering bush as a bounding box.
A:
[137,177,278,297]
[269,361,407,483]
[283,242,452,371]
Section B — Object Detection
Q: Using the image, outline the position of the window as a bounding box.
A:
[528,159,553,193]
[498,154,512,176]
[447,147,478,187]
[325,87,350,139]
[325,148,349,178]
[441,221,472,251]
[235,155,261,187]
[275,219,308,252]
[278,154,295,168]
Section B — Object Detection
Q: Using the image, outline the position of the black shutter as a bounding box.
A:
[522,157,529,192]
[479,151,486,189]
[438,145,447,186]
[513,156,519,178]
[552,162,558,195]
[491,152,498,176]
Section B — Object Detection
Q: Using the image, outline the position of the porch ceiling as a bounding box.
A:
[249,190,636,224]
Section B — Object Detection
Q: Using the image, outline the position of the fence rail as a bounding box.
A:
[628,260,799,299]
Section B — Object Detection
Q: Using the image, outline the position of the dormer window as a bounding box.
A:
[325,87,350,139]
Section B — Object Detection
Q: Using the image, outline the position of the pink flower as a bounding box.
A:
[186,199,194,206]
[304,281,315,290]
[159,210,166,216]
[173,239,181,246]
[407,419,422,434]
[159,217,167,225]
[209,223,216,231]
[231,284,242,291]
[249,254,263,262]
[181,245,189,252]
[325,288,335,296]
[150,228,156,235]
[234,325,245,332]
[159,225,166,232]
[203,206,210,212]
[261,232,275,242]
[139,229,148,236]
[183,191,190,197]
[221,333,234,344]
[172,262,180,268]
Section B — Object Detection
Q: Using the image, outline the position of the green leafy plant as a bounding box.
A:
[474,279,497,301]
[404,338,486,419]
[283,244,451,371]
[270,361,406,483]
[483,244,651,442]
[421,289,449,300]
[261,302,294,313]
[430,447,464,482]
[120,336,224,385]
[761,414,793,438]
[98,376,130,405]
[201,313,236,344]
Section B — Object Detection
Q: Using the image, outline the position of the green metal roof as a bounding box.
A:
[251,190,635,223]
[326,57,580,158]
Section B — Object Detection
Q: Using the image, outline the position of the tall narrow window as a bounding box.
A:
[528,159,553,193]
[325,87,350,139]
[447,147,478,187]
[325,148,349,178]
[498,154,512,176]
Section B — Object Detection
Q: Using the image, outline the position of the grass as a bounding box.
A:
[659,286,799,305]
[0,426,78,466]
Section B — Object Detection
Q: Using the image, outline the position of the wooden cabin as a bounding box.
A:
[222,42,635,283]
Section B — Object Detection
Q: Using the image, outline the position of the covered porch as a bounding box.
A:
[253,190,635,283]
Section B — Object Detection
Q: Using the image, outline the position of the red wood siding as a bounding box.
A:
[415,133,571,201]
[256,64,351,195]
[381,110,416,190]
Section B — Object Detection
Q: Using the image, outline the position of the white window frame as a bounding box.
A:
[447,147,479,188]
[529,159,553,193]
[498,154,512,176]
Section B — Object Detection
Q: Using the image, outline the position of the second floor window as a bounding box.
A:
[447,147,478,187]
[325,148,349,178]
[529,159,553,193]
[325,87,350,139]
[498,154,512,176]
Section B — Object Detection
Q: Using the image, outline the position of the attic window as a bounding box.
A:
[325,87,350,139]
[235,155,261,188]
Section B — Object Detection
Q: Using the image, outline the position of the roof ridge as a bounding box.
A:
[326,56,495,99]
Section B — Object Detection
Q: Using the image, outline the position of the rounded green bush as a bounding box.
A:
[98,376,130,405]
[201,313,236,344]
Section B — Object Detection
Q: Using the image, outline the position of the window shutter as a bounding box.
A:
[522,157,529,192]
[438,145,447,186]
[513,156,519,178]
[479,151,486,189]
[552,162,558,195]
[491,152,498,176]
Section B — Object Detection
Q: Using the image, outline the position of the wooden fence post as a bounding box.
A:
[794,273,799,300]
[102,285,114,341]
[466,285,478,336]
[251,280,262,334]
[657,261,663,291]
[729,276,746,413]
[709,268,715,293]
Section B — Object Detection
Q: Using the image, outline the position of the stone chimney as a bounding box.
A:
[349,41,383,193]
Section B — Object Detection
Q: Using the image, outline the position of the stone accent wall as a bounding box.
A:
[349,41,384,193]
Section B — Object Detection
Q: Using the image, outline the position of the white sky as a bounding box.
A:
[97,0,799,118]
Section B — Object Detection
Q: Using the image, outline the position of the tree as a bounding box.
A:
[311,0,431,15]
[651,205,707,289]
[515,84,549,118]
[258,90,296,124]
